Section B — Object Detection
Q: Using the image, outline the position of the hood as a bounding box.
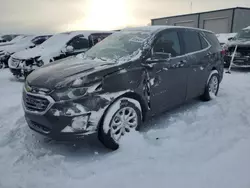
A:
[226,38,250,47]
[12,46,60,61]
[27,57,125,90]
[3,42,33,54]
[0,41,15,47]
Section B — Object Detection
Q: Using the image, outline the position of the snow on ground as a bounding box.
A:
[0,68,250,188]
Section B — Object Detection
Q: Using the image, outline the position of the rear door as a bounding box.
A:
[181,29,211,99]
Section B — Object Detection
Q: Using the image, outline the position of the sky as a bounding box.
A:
[0,0,250,34]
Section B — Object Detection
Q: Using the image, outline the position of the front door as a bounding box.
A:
[146,29,188,114]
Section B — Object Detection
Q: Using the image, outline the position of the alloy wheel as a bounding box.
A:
[110,107,138,143]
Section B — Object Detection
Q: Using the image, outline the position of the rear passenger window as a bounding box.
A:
[199,34,209,49]
[154,31,181,57]
[182,30,202,53]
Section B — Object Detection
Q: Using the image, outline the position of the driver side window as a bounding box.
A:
[68,35,89,50]
[153,31,181,58]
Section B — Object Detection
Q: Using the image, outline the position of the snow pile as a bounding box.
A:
[216,33,237,44]
[0,69,250,188]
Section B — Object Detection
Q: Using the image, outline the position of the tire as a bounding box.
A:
[0,63,3,69]
[98,97,142,150]
[201,70,220,101]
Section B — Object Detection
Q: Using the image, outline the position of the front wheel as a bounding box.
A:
[201,70,220,101]
[98,97,142,150]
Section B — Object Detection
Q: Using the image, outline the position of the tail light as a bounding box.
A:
[221,49,226,55]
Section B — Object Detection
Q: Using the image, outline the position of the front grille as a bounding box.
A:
[25,59,34,66]
[233,61,250,66]
[228,46,250,56]
[24,94,50,112]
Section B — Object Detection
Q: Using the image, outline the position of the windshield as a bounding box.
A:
[15,36,35,45]
[235,29,250,39]
[1,35,17,42]
[84,31,151,62]
[11,36,26,43]
[40,33,72,48]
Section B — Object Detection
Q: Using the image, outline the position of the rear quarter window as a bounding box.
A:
[182,30,202,53]
[199,34,209,49]
[204,32,221,48]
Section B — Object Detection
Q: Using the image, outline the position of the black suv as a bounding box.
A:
[23,26,224,150]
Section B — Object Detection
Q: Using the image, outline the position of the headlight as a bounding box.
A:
[34,57,44,67]
[53,87,88,100]
[24,81,32,92]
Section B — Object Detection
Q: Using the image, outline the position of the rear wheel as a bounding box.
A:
[98,97,142,150]
[201,70,220,101]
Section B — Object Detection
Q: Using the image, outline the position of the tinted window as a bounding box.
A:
[68,35,89,50]
[182,30,201,53]
[205,32,221,48]
[89,33,112,46]
[199,34,209,49]
[153,31,181,57]
[32,37,47,45]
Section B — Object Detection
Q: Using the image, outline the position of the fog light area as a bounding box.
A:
[50,103,88,117]
[61,115,89,133]
[72,115,89,131]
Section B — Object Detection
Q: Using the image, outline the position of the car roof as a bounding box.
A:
[122,26,213,34]
[60,30,113,38]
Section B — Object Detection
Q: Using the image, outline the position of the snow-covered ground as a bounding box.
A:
[0,68,250,188]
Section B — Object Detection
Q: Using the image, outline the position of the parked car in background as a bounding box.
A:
[9,31,112,78]
[0,34,19,43]
[0,35,51,69]
[23,26,224,150]
[216,33,237,46]
[0,35,27,47]
[224,26,250,68]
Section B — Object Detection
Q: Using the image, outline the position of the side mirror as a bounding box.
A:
[61,46,74,54]
[66,45,74,53]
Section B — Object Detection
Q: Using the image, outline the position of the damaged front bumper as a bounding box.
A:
[9,57,36,77]
[0,54,10,67]
[224,55,250,68]
[23,88,110,140]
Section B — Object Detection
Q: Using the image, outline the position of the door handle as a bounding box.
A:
[180,60,187,63]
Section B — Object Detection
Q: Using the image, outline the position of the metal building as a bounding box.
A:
[151,7,250,33]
